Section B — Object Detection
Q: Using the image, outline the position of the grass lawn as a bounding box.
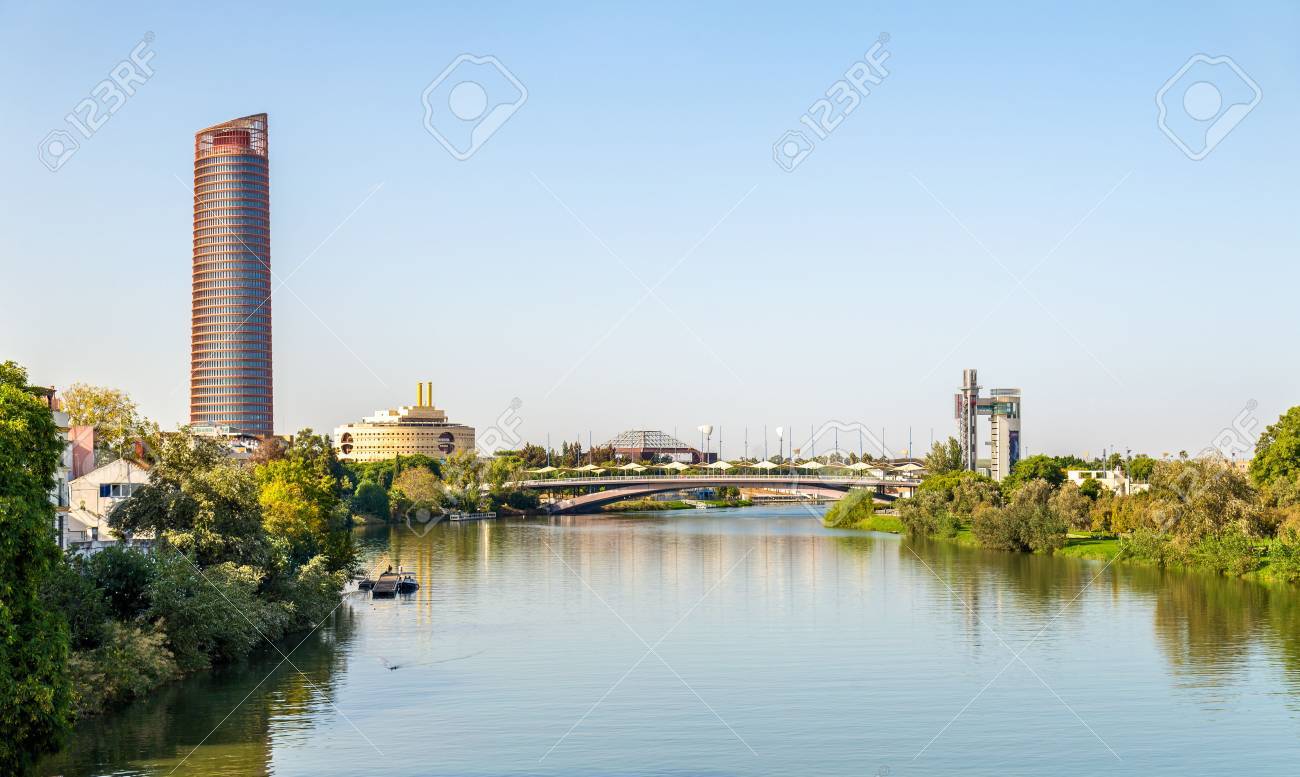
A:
[852,514,904,533]
[1056,535,1122,561]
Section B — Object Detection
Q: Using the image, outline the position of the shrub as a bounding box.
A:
[898,491,959,537]
[1119,527,1173,565]
[972,481,1066,553]
[41,558,112,651]
[147,551,290,671]
[281,555,347,632]
[68,622,177,716]
[822,489,876,529]
[350,479,389,519]
[83,546,156,622]
[1267,530,1300,583]
[1050,482,1092,531]
[1187,531,1262,577]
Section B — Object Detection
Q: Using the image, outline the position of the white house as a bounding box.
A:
[66,459,152,550]
[1065,468,1149,496]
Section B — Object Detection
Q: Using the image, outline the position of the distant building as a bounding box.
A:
[604,430,705,464]
[1065,468,1149,496]
[334,382,475,463]
[191,113,274,438]
[191,424,271,462]
[32,387,74,547]
[66,458,152,550]
[955,369,1021,482]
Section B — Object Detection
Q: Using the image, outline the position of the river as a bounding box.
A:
[39,506,1300,776]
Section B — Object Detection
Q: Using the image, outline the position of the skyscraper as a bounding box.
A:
[190,113,273,437]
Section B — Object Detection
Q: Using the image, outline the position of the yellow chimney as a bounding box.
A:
[425,382,433,406]
[417,382,424,407]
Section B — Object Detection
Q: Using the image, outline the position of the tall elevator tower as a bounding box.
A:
[956,368,980,471]
[954,369,1022,481]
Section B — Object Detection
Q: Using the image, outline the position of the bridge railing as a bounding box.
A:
[515,472,921,486]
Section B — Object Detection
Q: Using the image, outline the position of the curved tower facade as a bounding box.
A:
[190,113,273,437]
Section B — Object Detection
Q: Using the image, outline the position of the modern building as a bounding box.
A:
[603,430,704,464]
[334,382,476,463]
[954,369,1021,482]
[191,113,274,438]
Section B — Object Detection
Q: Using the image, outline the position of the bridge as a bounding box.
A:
[516,474,921,514]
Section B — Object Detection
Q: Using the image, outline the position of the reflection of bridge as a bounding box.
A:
[518,475,921,514]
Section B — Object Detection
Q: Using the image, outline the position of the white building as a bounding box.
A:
[66,459,152,550]
[1065,468,1149,496]
[334,382,475,464]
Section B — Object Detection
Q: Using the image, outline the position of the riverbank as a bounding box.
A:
[849,518,1300,587]
[602,498,753,513]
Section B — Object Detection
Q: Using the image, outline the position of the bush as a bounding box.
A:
[972,481,1067,553]
[822,489,876,529]
[1188,531,1262,576]
[68,622,177,716]
[1267,530,1300,583]
[82,546,156,621]
[1119,527,1174,565]
[42,558,112,651]
[281,555,347,632]
[147,551,290,671]
[350,479,389,519]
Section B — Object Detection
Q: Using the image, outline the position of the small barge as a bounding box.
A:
[360,569,420,597]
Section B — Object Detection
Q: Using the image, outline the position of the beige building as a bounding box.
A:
[334,382,476,463]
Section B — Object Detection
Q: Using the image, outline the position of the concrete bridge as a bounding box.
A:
[517,474,921,514]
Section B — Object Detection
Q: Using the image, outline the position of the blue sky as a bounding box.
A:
[2,0,1297,458]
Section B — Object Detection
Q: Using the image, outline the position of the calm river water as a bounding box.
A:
[40,506,1300,776]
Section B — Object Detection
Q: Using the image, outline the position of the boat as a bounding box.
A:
[370,569,419,598]
[448,511,497,522]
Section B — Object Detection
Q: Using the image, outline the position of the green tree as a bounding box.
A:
[351,479,389,518]
[441,450,486,512]
[1050,482,1092,531]
[60,383,156,462]
[111,431,269,568]
[822,489,877,528]
[256,429,354,572]
[0,361,73,770]
[1128,455,1156,482]
[391,467,441,516]
[1002,454,1066,492]
[923,436,963,475]
[1078,477,1103,500]
[1146,459,1262,541]
[1251,406,1300,488]
[972,480,1067,553]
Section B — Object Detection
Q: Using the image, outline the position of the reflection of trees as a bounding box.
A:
[37,606,357,776]
[890,534,1300,699]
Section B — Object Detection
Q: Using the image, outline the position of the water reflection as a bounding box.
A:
[41,508,1300,776]
[38,607,359,777]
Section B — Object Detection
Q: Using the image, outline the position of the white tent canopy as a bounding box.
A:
[529,466,558,474]
[574,464,602,471]
[747,460,780,470]
[657,461,690,471]
[703,460,733,471]
[618,462,647,472]
[795,460,825,470]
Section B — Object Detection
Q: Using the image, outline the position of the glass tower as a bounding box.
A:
[190,113,273,437]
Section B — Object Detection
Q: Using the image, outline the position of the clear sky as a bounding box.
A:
[2,0,1297,459]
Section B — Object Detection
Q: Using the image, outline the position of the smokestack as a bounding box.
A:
[426,382,432,406]
[417,382,424,407]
